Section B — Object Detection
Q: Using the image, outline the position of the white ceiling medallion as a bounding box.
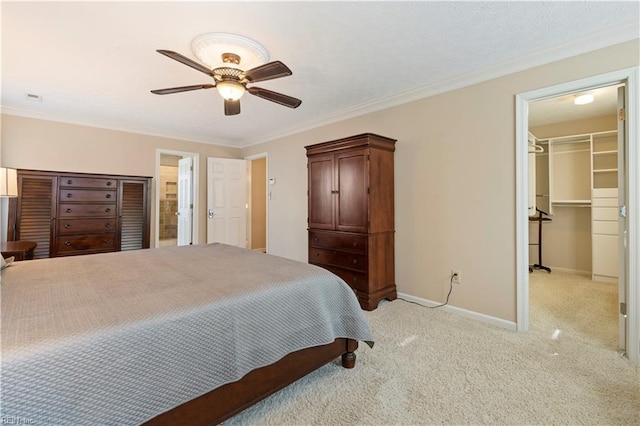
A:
[191,33,269,71]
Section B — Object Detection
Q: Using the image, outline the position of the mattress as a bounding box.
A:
[0,243,373,425]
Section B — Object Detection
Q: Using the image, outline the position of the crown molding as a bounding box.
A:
[245,20,639,147]
[0,106,242,149]
[3,20,638,150]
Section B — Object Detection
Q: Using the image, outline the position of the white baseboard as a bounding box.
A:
[543,266,591,277]
[397,292,517,331]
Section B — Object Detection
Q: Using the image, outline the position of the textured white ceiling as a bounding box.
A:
[1,1,638,147]
[529,85,621,128]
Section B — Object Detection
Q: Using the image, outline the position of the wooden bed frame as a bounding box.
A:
[144,338,359,425]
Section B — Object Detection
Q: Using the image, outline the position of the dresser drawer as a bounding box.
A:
[315,264,367,292]
[56,235,116,254]
[60,176,117,189]
[309,248,367,272]
[60,189,117,202]
[58,218,117,235]
[59,203,117,218]
[309,231,367,254]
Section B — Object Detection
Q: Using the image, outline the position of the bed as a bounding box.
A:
[0,243,373,425]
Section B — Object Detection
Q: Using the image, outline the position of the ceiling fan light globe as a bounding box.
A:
[216,80,245,101]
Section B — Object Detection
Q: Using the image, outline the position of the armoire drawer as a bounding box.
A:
[59,203,117,218]
[309,231,367,254]
[314,264,367,292]
[309,248,367,272]
[60,189,117,202]
[58,218,117,235]
[56,235,117,254]
[60,176,117,189]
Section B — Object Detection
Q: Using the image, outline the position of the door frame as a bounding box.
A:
[515,66,639,364]
[245,152,268,253]
[155,149,200,248]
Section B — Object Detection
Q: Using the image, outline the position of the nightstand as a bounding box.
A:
[1,241,37,261]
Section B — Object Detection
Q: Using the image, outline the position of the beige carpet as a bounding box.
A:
[224,273,639,425]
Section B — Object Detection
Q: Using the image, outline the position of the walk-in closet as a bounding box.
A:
[528,84,621,350]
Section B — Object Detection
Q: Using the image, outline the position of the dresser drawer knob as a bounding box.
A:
[105,194,112,199]
[352,277,358,282]
[66,193,73,198]
[315,252,319,257]
[64,224,71,229]
[106,181,112,186]
[353,259,358,264]
[352,242,358,247]
[64,241,71,246]
[66,208,72,213]
[103,239,110,244]
[67,180,73,185]
[105,223,111,228]
[105,208,111,212]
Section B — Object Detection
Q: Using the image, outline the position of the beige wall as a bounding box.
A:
[0,115,241,244]
[529,115,617,273]
[242,39,639,323]
[1,40,637,323]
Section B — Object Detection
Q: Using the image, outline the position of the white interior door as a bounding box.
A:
[207,158,247,247]
[177,157,193,246]
[617,85,628,354]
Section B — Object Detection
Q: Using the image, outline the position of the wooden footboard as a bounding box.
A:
[145,338,359,425]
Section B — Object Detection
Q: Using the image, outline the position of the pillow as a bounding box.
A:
[1,255,14,270]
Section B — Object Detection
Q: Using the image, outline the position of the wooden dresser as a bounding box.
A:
[305,133,396,310]
[16,170,151,258]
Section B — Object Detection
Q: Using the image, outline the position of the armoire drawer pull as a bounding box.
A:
[66,208,72,213]
[67,180,73,185]
[352,277,358,282]
[105,208,111,212]
[105,194,112,199]
[103,239,110,244]
[64,241,71,246]
[352,242,358,247]
[106,181,112,186]
[353,259,358,264]
[64,224,71,229]
[105,223,111,228]
[66,193,73,198]
[315,253,319,256]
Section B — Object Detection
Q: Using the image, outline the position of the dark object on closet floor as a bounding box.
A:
[529,207,551,273]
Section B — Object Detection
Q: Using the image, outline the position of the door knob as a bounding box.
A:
[208,209,215,219]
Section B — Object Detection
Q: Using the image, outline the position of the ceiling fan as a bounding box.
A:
[151,50,302,116]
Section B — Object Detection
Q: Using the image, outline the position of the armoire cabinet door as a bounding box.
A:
[308,154,335,230]
[16,173,57,259]
[335,150,368,233]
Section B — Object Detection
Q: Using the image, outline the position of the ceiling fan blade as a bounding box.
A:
[225,99,241,116]
[157,50,212,76]
[243,61,292,83]
[151,84,215,95]
[248,87,302,109]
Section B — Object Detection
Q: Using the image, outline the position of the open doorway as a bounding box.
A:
[247,155,267,252]
[516,67,639,365]
[527,84,621,352]
[156,150,199,248]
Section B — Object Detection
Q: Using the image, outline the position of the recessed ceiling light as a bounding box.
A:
[574,94,594,105]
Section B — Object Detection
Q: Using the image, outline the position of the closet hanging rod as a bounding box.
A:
[528,144,544,153]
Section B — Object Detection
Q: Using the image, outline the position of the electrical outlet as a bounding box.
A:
[451,269,462,284]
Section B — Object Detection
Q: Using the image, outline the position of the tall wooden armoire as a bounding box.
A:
[305,133,396,310]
